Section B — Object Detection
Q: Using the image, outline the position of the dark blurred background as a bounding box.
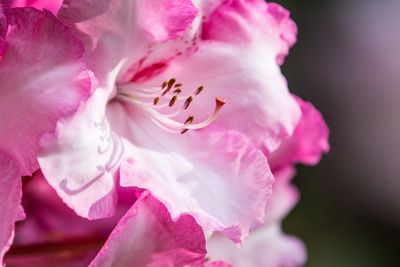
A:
[274,0,400,266]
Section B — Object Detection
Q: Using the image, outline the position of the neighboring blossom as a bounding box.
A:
[0,4,91,264]
[207,97,329,266]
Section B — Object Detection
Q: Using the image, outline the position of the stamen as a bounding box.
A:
[173,89,182,94]
[184,116,194,124]
[167,78,176,88]
[180,129,189,134]
[183,96,193,110]
[195,86,204,95]
[117,78,225,135]
[169,96,178,107]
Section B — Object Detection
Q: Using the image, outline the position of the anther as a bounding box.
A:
[173,89,182,94]
[184,116,194,124]
[183,96,193,110]
[153,97,160,105]
[169,96,178,107]
[162,78,177,96]
[162,81,168,89]
[174,83,182,88]
[180,129,189,134]
[167,78,176,89]
[195,86,204,95]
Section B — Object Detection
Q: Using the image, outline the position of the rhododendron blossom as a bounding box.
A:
[0,0,329,266]
[37,0,300,243]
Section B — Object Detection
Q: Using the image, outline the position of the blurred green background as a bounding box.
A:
[274,0,400,266]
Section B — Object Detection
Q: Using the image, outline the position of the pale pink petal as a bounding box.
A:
[11,0,62,14]
[38,90,119,220]
[110,104,273,243]
[268,96,330,170]
[133,0,301,153]
[206,261,233,267]
[0,8,91,176]
[265,167,299,224]
[89,191,206,267]
[207,224,306,267]
[58,0,197,86]
[38,0,197,219]
[202,0,297,65]
[0,151,25,265]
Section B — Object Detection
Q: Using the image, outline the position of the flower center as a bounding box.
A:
[116,78,225,134]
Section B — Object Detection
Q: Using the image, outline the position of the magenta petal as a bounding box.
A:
[269,96,330,170]
[0,8,91,176]
[0,151,25,265]
[0,0,8,55]
[89,191,206,267]
[10,0,62,14]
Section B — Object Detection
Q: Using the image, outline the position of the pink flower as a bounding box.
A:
[207,168,307,267]
[37,0,300,244]
[206,97,329,266]
[0,4,91,264]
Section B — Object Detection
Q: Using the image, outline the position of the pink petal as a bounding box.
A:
[89,191,206,267]
[112,104,273,243]
[0,0,8,56]
[202,0,297,65]
[10,0,62,14]
[134,1,301,153]
[0,8,91,176]
[0,151,25,265]
[207,224,307,267]
[58,0,197,86]
[138,39,300,153]
[38,90,120,220]
[206,261,233,267]
[268,96,330,170]
[265,167,299,224]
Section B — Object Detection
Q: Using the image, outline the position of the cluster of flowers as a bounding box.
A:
[0,0,329,266]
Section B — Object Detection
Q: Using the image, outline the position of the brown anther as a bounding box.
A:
[180,128,189,134]
[153,97,160,105]
[195,86,204,95]
[184,116,194,125]
[167,78,176,89]
[162,78,177,96]
[162,81,168,89]
[169,96,178,107]
[174,83,182,88]
[216,97,226,107]
[173,89,182,94]
[183,96,193,110]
